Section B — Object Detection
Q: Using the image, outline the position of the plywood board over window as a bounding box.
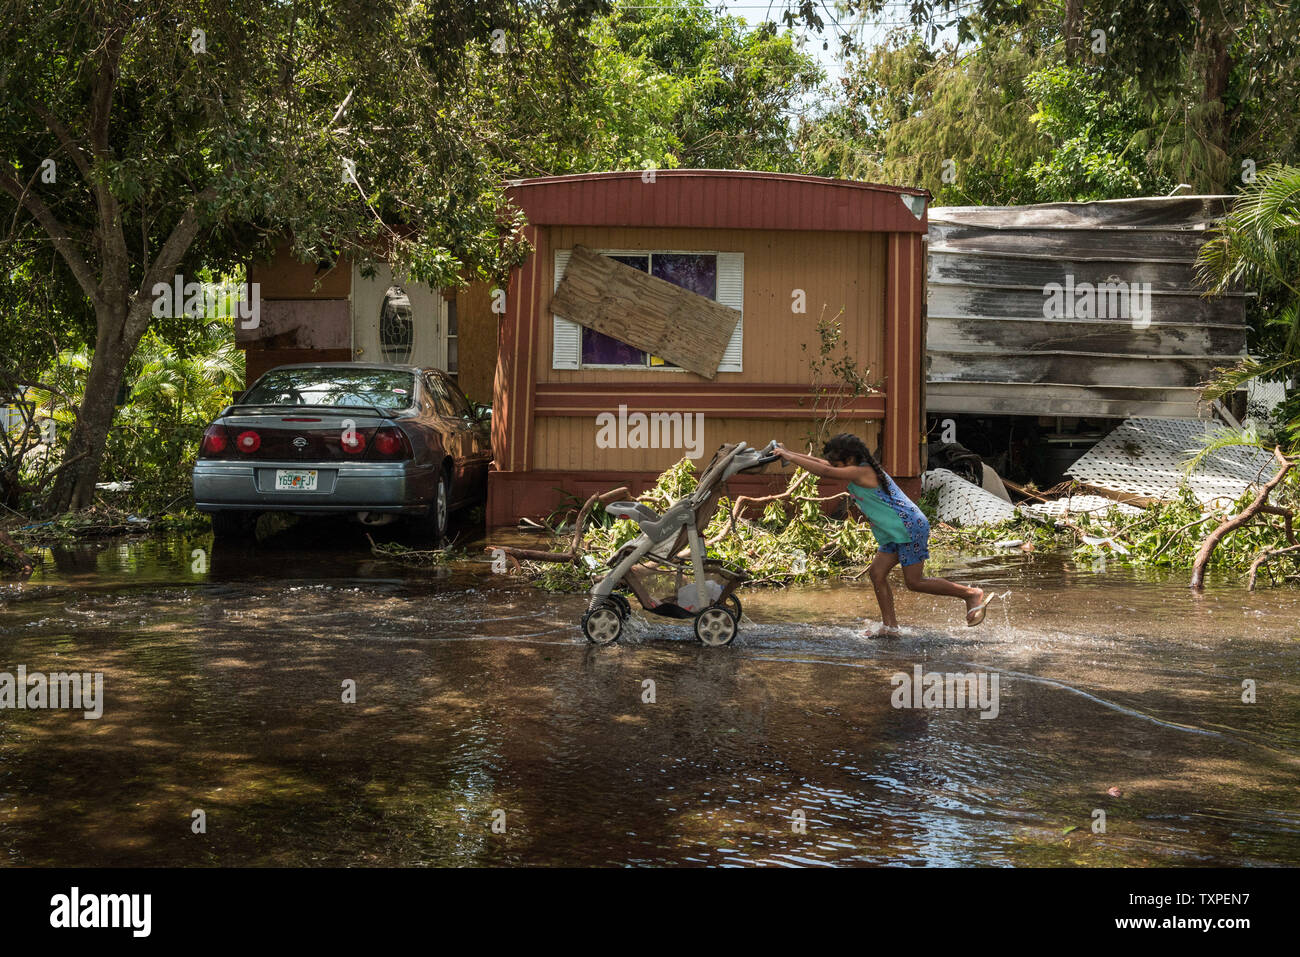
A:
[550,245,741,379]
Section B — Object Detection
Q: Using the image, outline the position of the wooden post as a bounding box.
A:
[883,232,923,479]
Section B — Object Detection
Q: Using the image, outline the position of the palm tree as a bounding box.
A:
[27,316,244,509]
[1196,164,1300,451]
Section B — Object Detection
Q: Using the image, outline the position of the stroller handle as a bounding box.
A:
[732,439,782,471]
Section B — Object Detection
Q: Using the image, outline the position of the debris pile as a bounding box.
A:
[1065,416,1280,506]
[921,416,1299,590]
[922,468,1018,526]
[490,458,880,590]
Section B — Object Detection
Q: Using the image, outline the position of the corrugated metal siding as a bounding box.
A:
[926,199,1249,418]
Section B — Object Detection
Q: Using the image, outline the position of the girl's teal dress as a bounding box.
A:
[847,472,931,567]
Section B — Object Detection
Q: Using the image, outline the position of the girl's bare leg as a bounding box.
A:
[900,562,984,614]
[868,551,900,632]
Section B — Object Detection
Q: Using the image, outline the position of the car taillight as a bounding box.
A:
[235,430,261,454]
[201,425,228,456]
[341,430,366,454]
[371,427,411,459]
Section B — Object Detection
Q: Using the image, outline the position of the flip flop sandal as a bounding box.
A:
[966,594,995,627]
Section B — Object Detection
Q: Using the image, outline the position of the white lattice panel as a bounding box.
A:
[922,468,1019,526]
[1246,378,1287,422]
[1023,495,1144,520]
[1065,417,1279,506]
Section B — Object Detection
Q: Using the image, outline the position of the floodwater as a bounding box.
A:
[1,519,1298,867]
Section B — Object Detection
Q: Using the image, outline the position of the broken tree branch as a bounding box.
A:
[1257,504,1298,546]
[489,486,632,566]
[1191,447,1295,591]
[1246,543,1300,591]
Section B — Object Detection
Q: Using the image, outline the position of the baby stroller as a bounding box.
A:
[581,441,781,647]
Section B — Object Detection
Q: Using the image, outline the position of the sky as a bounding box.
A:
[715,1,966,74]
[703,1,967,106]
[611,2,970,126]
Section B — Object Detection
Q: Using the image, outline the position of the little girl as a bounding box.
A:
[774,433,993,637]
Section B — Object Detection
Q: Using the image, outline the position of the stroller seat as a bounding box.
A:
[583,440,782,647]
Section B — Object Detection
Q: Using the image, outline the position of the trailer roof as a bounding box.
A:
[506,170,930,234]
[930,195,1236,230]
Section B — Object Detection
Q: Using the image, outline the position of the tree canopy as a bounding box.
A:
[0,0,607,509]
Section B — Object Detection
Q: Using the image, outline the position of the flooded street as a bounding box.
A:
[2,522,1299,867]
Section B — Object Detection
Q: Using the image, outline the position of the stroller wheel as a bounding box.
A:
[611,593,632,620]
[694,606,738,647]
[723,594,742,620]
[582,606,623,645]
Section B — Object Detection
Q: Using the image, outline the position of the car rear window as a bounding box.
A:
[242,369,416,410]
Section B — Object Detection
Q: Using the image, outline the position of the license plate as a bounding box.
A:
[274,469,318,491]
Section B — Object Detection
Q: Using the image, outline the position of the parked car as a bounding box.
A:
[193,363,491,542]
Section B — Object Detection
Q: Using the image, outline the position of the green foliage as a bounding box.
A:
[796,26,1049,203]
[796,24,1176,204]
[605,0,822,172]
[1071,480,1300,576]
[521,457,883,592]
[798,2,1300,199]
[464,11,683,178]
[1025,66,1173,201]
[1196,164,1300,448]
[928,474,1300,585]
[799,309,880,451]
[1198,164,1300,357]
[26,315,244,514]
[421,0,822,180]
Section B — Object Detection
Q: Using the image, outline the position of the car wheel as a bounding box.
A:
[410,469,450,545]
[211,510,256,543]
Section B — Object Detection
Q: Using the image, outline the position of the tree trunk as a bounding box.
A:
[1064,0,1083,62]
[1194,9,1233,190]
[44,307,137,513]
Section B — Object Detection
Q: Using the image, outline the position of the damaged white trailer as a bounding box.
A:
[925,195,1251,420]
[920,195,1285,509]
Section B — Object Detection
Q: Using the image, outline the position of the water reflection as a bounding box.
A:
[1,528,1298,866]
